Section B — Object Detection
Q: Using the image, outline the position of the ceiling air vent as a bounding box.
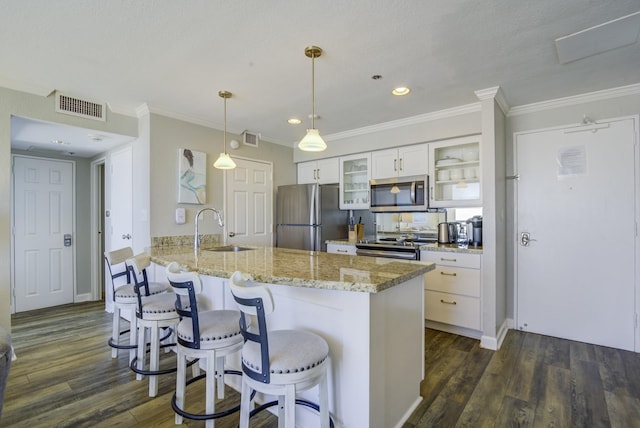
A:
[242,130,260,147]
[55,92,106,121]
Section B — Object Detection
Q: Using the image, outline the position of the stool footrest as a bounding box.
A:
[129,346,196,376]
[249,398,335,428]
[171,369,252,421]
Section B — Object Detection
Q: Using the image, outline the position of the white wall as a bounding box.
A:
[148,113,296,239]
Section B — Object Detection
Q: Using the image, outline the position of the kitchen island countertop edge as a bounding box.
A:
[149,245,434,293]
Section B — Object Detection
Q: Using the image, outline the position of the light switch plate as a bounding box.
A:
[175,208,186,224]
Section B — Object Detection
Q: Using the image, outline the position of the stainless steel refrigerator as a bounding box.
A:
[275,183,346,252]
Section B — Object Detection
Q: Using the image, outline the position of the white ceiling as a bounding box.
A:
[2,1,639,157]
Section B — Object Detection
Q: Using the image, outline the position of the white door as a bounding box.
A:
[515,116,638,351]
[225,158,273,246]
[109,146,133,251]
[13,156,75,312]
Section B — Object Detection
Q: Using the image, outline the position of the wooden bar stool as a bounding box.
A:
[126,253,180,397]
[104,247,168,362]
[229,271,332,428]
[166,262,244,428]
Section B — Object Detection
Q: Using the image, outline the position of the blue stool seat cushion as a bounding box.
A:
[242,330,329,375]
[115,282,167,304]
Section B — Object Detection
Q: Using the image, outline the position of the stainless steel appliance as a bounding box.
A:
[369,175,428,212]
[467,215,483,247]
[276,183,347,252]
[355,236,436,260]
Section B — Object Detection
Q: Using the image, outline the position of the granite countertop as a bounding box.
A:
[149,245,434,293]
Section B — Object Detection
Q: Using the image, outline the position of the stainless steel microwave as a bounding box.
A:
[369,175,429,212]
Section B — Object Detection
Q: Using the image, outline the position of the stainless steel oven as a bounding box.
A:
[355,237,434,260]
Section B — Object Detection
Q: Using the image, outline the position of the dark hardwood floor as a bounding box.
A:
[3,302,640,427]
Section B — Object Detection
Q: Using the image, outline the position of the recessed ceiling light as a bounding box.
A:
[392,87,411,96]
[288,118,302,125]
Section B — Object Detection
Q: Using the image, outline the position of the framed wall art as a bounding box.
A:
[178,148,207,204]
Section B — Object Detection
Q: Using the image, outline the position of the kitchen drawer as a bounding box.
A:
[425,290,480,330]
[326,243,357,255]
[422,251,480,269]
[425,267,480,297]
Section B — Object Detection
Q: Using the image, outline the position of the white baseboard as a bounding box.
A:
[425,320,482,340]
[74,293,92,303]
[393,396,423,428]
[480,318,513,350]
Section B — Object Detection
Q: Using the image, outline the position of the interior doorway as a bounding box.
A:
[91,158,106,301]
[515,115,639,351]
[225,157,273,246]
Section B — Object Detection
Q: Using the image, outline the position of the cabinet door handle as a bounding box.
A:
[317,169,320,180]
[313,169,317,180]
[399,158,403,171]
[440,271,457,276]
[337,249,348,253]
[430,186,434,200]
[440,257,457,262]
[440,299,457,305]
[394,159,397,171]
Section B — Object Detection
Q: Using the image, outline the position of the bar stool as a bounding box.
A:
[229,271,332,428]
[166,262,245,427]
[104,247,168,362]
[126,253,181,397]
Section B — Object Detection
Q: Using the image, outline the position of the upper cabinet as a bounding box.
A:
[371,144,429,180]
[297,158,340,184]
[429,135,481,208]
[340,153,371,210]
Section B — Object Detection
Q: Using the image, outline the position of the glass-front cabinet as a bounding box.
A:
[429,135,481,208]
[340,153,371,210]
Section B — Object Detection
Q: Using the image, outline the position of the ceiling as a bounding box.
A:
[2,1,639,157]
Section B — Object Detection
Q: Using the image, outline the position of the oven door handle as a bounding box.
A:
[355,249,418,260]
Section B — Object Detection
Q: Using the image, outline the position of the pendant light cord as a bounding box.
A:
[311,51,315,130]
[223,96,227,154]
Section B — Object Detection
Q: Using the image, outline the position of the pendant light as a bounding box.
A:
[298,46,327,152]
[214,90,236,170]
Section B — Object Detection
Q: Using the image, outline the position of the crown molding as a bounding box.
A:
[474,86,510,115]
[134,103,150,118]
[508,82,640,116]
[324,102,481,142]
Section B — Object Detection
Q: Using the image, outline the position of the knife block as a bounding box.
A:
[348,224,364,242]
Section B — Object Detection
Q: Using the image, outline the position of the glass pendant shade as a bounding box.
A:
[298,128,327,152]
[214,152,236,169]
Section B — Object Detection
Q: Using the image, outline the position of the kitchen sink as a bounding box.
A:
[205,245,254,252]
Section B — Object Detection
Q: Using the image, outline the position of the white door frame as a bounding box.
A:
[90,157,106,301]
[11,154,77,313]
[512,115,640,351]
[223,155,274,246]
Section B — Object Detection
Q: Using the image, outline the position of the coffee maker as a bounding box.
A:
[466,216,483,247]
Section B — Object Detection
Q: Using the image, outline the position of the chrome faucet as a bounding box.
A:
[194,208,224,251]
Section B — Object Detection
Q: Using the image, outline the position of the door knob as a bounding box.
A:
[122,234,131,240]
[228,232,236,237]
[520,232,536,246]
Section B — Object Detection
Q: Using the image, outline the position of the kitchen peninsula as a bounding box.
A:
[149,244,434,428]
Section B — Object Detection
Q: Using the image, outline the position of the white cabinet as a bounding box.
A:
[428,135,481,208]
[421,250,481,332]
[297,158,340,184]
[371,144,428,180]
[326,243,357,255]
[339,153,370,210]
